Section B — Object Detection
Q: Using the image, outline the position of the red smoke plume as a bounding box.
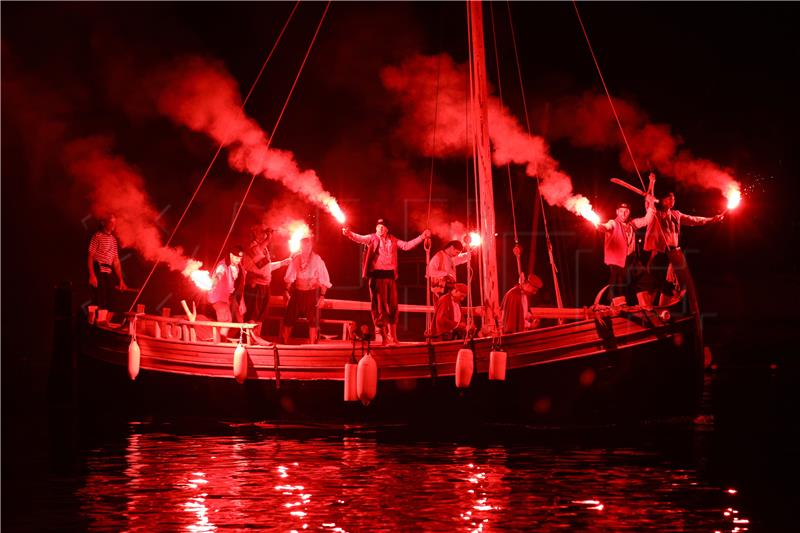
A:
[62,136,196,274]
[548,92,741,200]
[148,56,346,224]
[381,54,600,223]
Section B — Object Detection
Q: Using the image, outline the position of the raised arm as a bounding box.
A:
[631,195,657,229]
[269,257,292,272]
[598,220,615,233]
[676,210,718,227]
[453,251,472,266]
[342,228,373,245]
[397,229,432,251]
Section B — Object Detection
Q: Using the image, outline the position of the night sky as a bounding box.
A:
[2,1,798,388]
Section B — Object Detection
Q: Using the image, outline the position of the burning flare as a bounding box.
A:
[183,259,213,291]
[288,221,311,254]
[725,186,742,210]
[568,196,601,226]
[466,232,482,247]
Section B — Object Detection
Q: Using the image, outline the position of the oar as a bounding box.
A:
[610,177,658,203]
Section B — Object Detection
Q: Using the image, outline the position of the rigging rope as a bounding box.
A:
[127,0,302,313]
[488,2,519,248]
[505,1,563,310]
[213,0,331,267]
[489,1,522,281]
[424,51,442,332]
[572,0,646,191]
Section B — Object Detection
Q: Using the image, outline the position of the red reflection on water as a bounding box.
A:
[75,427,752,531]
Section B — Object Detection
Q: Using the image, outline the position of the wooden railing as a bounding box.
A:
[125,312,258,345]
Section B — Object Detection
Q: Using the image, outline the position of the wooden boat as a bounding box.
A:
[77,2,705,424]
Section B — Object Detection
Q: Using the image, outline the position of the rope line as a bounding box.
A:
[506,1,564,309]
[213,0,331,267]
[489,1,520,250]
[572,0,645,190]
[127,1,302,313]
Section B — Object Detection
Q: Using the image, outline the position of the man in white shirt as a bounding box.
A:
[342,218,431,344]
[281,237,332,344]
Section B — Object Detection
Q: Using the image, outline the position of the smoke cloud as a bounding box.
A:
[381,54,599,222]
[548,92,741,196]
[146,56,346,224]
[62,136,195,274]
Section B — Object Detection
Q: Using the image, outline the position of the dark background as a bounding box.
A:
[2,2,798,405]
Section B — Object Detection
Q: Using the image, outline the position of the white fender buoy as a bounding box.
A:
[344,363,358,401]
[489,350,507,381]
[455,348,474,389]
[233,343,248,384]
[128,338,141,381]
[356,352,378,406]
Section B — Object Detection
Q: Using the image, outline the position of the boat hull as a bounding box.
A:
[77,314,702,425]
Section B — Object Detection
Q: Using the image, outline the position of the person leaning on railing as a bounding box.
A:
[87,214,128,309]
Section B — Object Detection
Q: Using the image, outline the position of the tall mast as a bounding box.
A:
[468,0,501,332]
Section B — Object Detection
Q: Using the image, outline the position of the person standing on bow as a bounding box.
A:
[598,191,656,305]
[243,224,291,338]
[500,273,543,334]
[426,239,474,303]
[644,190,724,304]
[429,283,469,341]
[87,214,128,309]
[281,236,331,345]
[342,218,431,344]
[208,244,245,339]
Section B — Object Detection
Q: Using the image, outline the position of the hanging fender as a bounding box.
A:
[455,347,474,389]
[128,337,141,381]
[357,352,378,406]
[233,343,248,384]
[489,349,507,381]
[344,363,358,401]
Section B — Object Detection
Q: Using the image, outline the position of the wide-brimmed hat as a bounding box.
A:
[444,240,464,251]
[525,274,543,289]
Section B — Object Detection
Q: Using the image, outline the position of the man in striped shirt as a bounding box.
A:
[88,215,128,308]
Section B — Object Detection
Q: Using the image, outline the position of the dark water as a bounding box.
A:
[3,369,798,532]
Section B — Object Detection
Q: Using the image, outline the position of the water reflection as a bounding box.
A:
[71,423,755,531]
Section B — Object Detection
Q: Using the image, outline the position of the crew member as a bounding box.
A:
[342,219,431,345]
[598,191,656,305]
[430,283,469,340]
[281,237,331,345]
[243,224,291,337]
[208,244,245,339]
[644,190,723,304]
[426,239,473,302]
[87,214,128,309]
[500,274,543,334]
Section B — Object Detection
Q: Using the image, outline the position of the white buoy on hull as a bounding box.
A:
[357,353,378,405]
[128,338,141,381]
[233,343,248,384]
[455,348,473,389]
[344,363,358,401]
[489,350,507,381]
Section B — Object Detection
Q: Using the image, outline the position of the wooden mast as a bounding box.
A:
[468,0,501,333]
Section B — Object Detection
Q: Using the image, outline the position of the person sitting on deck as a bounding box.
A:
[87,214,128,309]
[598,191,656,306]
[208,245,245,339]
[281,237,331,345]
[500,274,543,334]
[426,239,474,302]
[243,224,291,338]
[429,283,469,341]
[342,218,431,345]
[644,190,724,305]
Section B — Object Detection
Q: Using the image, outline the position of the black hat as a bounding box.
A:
[376,218,390,229]
[617,202,630,210]
[444,240,464,251]
[229,244,245,257]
